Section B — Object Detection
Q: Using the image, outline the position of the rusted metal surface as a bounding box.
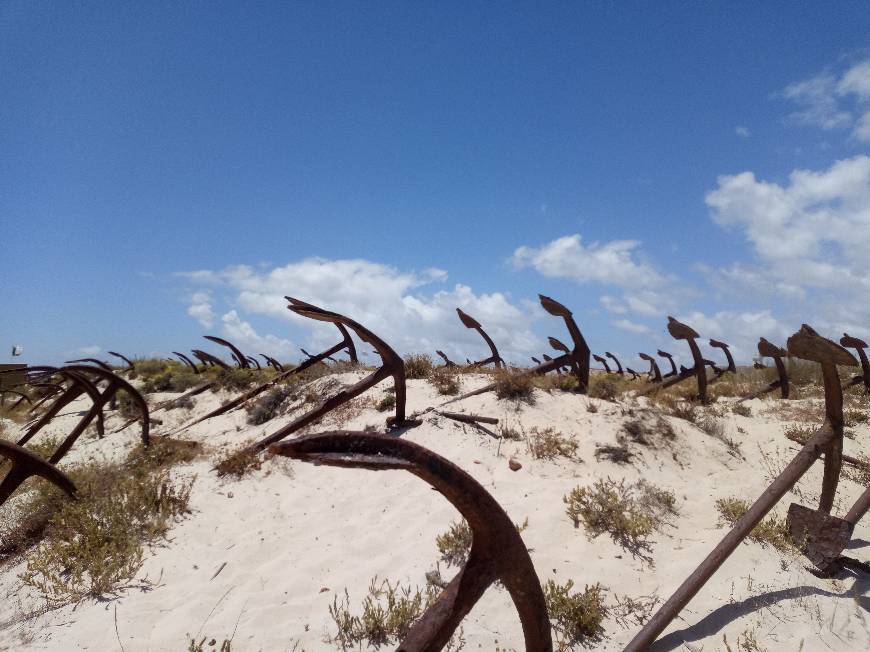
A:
[638,353,661,382]
[173,351,201,373]
[436,350,457,367]
[436,411,499,425]
[0,365,149,506]
[657,350,677,378]
[739,338,789,402]
[626,325,857,651]
[456,308,505,369]
[840,333,870,392]
[107,351,135,371]
[260,354,285,372]
[246,356,262,370]
[191,349,231,369]
[220,299,419,456]
[625,367,640,380]
[204,335,250,368]
[301,347,336,363]
[0,364,27,390]
[605,352,624,375]
[593,354,610,373]
[542,353,561,375]
[530,356,542,365]
[444,295,591,403]
[270,432,552,652]
[668,317,708,404]
[709,339,736,374]
[65,358,114,372]
[0,440,77,504]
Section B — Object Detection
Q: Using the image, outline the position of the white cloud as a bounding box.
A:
[735,126,751,138]
[67,345,101,357]
[511,234,666,288]
[675,310,791,363]
[600,295,627,314]
[612,319,649,334]
[187,291,215,329]
[219,310,296,360]
[180,258,540,362]
[782,58,870,141]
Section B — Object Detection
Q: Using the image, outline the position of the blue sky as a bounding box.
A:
[2,2,870,369]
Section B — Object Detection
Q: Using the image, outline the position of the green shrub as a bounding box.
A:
[588,374,625,401]
[564,478,676,560]
[732,404,752,417]
[376,394,396,412]
[714,497,794,552]
[527,427,579,460]
[436,520,473,568]
[544,579,607,651]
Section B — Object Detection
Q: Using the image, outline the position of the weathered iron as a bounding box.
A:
[593,354,611,373]
[657,350,677,378]
[638,353,662,382]
[0,365,149,506]
[549,336,579,375]
[625,367,640,380]
[270,432,552,651]
[191,349,230,369]
[840,333,870,392]
[541,353,561,375]
[436,411,499,426]
[436,350,457,367]
[739,338,789,402]
[626,325,858,651]
[530,356,542,365]
[605,351,624,375]
[444,295,591,403]
[709,339,736,375]
[173,351,201,373]
[0,440,77,504]
[204,336,250,368]
[107,351,135,371]
[456,308,505,369]
[246,356,262,370]
[301,347,337,363]
[260,354,285,372]
[65,358,114,372]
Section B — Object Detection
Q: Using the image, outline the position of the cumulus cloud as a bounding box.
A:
[67,345,101,357]
[735,126,751,138]
[675,309,792,363]
[612,319,649,334]
[511,234,666,288]
[782,58,870,141]
[180,257,540,362]
[187,291,215,329]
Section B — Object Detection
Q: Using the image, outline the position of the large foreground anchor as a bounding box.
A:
[270,432,552,651]
[456,309,505,369]
[626,325,859,650]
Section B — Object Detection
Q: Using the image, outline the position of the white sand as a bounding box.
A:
[1,372,868,651]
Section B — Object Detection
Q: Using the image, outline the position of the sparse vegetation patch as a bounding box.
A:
[527,427,579,460]
[714,497,794,552]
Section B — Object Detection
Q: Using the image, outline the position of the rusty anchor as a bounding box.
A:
[605,352,624,376]
[444,295,590,402]
[639,317,710,403]
[64,358,115,372]
[638,353,662,382]
[739,338,790,402]
[709,339,736,375]
[204,335,250,368]
[260,354,285,372]
[0,440,78,503]
[173,351,201,373]
[626,325,860,650]
[436,350,457,367]
[0,365,149,506]
[593,354,611,373]
[455,308,505,369]
[625,367,641,380]
[270,432,552,652]
[840,333,870,392]
[107,351,135,371]
[530,356,542,365]
[191,349,231,369]
[657,350,677,378]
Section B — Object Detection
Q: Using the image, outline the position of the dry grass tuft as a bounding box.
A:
[429,366,461,395]
[246,385,295,425]
[404,354,435,380]
[544,579,607,651]
[588,374,629,401]
[714,497,795,552]
[493,368,535,403]
[564,478,677,561]
[527,427,579,460]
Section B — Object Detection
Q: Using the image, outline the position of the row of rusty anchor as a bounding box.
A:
[0,364,150,507]
[626,324,868,650]
[444,295,591,403]
[637,316,737,404]
[270,432,552,651]
[179,297,411,442]
[456,308,505,369]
